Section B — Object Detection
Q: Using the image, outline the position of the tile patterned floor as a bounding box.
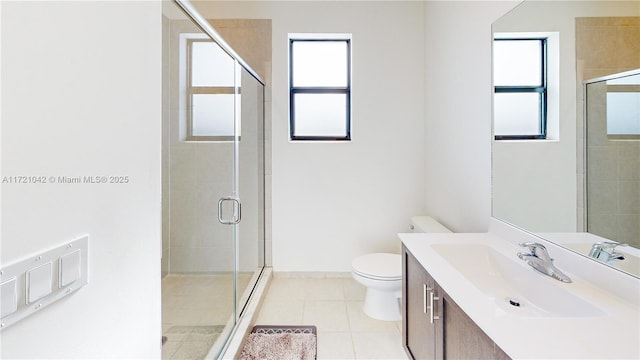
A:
[161,274,252,360]
[255,277,409,360]
[162,325,225,360]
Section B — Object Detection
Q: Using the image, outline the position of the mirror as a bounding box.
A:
[492,1,640,277]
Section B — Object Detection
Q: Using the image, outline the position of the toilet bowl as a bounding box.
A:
[352,253,402,321]
[351,216,451,321]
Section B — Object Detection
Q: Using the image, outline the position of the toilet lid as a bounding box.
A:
[352,253,401,280]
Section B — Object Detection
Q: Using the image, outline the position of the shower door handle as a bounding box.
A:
[218,196,241,225]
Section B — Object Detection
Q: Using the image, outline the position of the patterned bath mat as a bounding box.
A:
[240,325,317,360]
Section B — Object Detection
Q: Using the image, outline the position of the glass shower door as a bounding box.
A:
[199,49,241,357]
[161,2,237,358]
[162,1,266,358]
[236,66,266,316]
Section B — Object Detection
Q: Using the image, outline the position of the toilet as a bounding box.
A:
[351,216,451,321]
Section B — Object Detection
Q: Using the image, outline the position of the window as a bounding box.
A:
[605,72,640,136]
[186,38,236,140]
[289,34,351,141]
[493,38,547,140]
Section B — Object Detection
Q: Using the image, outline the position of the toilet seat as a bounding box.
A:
[352,253,401,281]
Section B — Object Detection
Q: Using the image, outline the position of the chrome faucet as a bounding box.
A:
[517,242,572,283]
[588,241,627,263]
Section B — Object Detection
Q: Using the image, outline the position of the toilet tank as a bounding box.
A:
[410,216,451,233]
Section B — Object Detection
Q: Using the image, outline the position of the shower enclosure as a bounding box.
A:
[161,1,266,358]
[584,69,640,250]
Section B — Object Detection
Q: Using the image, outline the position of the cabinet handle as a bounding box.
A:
[423,284,428,314]
[429,291,440,324]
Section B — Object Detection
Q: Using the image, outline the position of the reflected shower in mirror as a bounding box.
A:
[492,0,640,278]
[582,69,640,275]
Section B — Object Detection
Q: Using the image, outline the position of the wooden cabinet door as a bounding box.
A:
[403,248,442,360]
[442,294,495,359]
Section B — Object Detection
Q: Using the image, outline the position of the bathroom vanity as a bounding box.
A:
[400,225,640,360]
[403,245,509,360]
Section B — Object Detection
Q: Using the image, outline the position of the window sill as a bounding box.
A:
[493,138,560,143]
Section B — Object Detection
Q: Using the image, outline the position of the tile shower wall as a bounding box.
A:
[585,82,640,248]
[162,18,271,274]
[576,17,640,82]
[209,18,273,268]
[167,143,236,273]
[577,17,640,248]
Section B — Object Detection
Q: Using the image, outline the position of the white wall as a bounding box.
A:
[162,14,171,278]
[193,1,427,272]
[423,1,519,233]
[1,1,162,358]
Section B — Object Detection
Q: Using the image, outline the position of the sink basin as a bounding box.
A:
[431,243,604,318]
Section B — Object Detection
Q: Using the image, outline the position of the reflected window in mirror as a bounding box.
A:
[605,72,640,137]
[185,38,238,141]
[493,37,547,140]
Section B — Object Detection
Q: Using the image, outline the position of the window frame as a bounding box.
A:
[289,36,352,141]
[186,38,237,142]
[493,37,548,140]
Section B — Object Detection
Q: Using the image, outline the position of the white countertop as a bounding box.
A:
[400,232,640,360]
